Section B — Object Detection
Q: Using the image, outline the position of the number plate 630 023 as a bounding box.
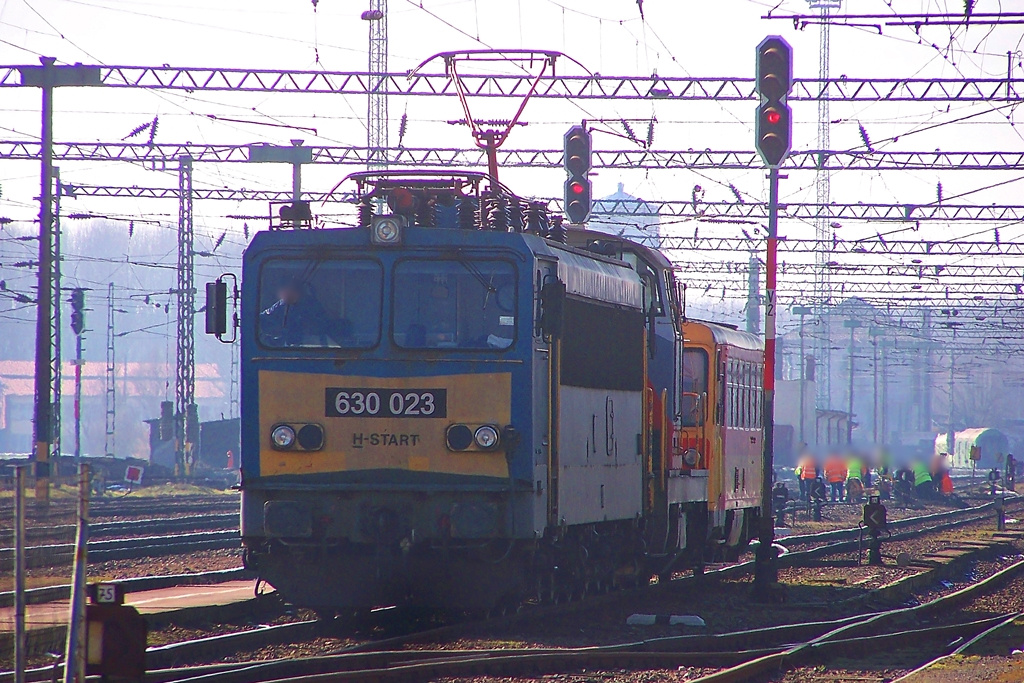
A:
[324,388,447,418]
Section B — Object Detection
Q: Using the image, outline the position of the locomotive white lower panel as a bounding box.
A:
[721,429,762,510]
[557,385,642,526]
[668,469,709,504]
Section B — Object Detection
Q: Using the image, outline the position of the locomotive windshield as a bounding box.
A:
[393,259,516,350]
[680,348,708,426]
[258,259,383,348]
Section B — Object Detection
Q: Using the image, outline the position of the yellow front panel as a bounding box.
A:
[259,370,511,478]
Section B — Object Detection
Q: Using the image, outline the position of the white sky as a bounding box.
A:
[0,0,1023,325]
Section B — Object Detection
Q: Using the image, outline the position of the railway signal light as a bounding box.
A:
[755,36,793,168]
[70,288,85,335]
[563,125,592,224]
[205,280,227,337]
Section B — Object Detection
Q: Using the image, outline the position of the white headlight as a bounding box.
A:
[371,215,405,245]
[683,448,700,467]
[474,425,500,450]
[271,425,296,449]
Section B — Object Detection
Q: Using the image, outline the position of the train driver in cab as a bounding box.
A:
[260,276,352,347]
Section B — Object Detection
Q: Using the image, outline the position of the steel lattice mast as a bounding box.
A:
[176,156,195,476]
[104,282,115,457]
[811,0,841,411]
[366,0,387,170]
[50,168,61,467]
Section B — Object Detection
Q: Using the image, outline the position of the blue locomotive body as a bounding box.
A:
[237,175,657,610]
[229,171,761,612]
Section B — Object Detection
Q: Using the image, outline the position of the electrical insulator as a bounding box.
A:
[549,215,567,244]
[457,198,476,231]
[509,198,524,233]
[526,201,550,238]
[358,198,373,229]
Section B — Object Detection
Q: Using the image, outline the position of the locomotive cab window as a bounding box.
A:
[621,253,663,315]
[393,259,517,350]
[680,348,708,427]
[258,259,383,349]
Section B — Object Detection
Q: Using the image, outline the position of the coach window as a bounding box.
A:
[393,259,516,349]
[737,362,745,429]
[734,361,742,428]
[724,361,731,427]
[747,363,755,429]
[729,360,737,423]
[737,362,744,429]
[258,259,382,349]
[755,366,763,428]
[745,363,753,429]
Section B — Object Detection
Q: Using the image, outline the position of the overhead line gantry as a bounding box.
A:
[2,65,1021,101]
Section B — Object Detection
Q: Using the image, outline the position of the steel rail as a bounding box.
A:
[0,513,237,544]
[891,611,1024,682]
[688,558,1024,683]
[140,616,1016,683]
[138,502,1024,680]
[3,500,1014,682]
[0,530,239,570]
[0,493,237,515]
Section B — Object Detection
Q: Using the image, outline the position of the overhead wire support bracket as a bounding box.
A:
[409,50,575,184]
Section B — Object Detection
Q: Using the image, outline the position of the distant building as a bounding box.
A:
[774,378,817,462]
[0,360,224,458]
[590,182,661,241]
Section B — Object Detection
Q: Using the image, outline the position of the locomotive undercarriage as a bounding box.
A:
[243,516,656,614]
[243,510,753,613]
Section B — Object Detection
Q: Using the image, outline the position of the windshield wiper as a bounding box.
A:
[454,251,497,309]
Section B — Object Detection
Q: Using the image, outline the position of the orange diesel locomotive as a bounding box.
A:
[675,320,765,560]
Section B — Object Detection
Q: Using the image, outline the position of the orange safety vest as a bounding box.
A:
[824,459,847,484]
[798,458,817,480]
[940,472,954,494]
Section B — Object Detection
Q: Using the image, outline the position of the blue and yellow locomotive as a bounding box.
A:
[219,171,761,612]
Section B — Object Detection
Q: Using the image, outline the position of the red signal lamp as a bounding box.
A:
[765,108,781,125]
[569,181,585,195]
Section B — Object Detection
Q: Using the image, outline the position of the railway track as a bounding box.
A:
[0,513,238,545]
[0,495,238,527]
[5,496,1013,681]
[2,495,1017,682]
[682,559,1024,683]
[892,611,1024,682]
[0,529,240,571]
[127,558,1024,683]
